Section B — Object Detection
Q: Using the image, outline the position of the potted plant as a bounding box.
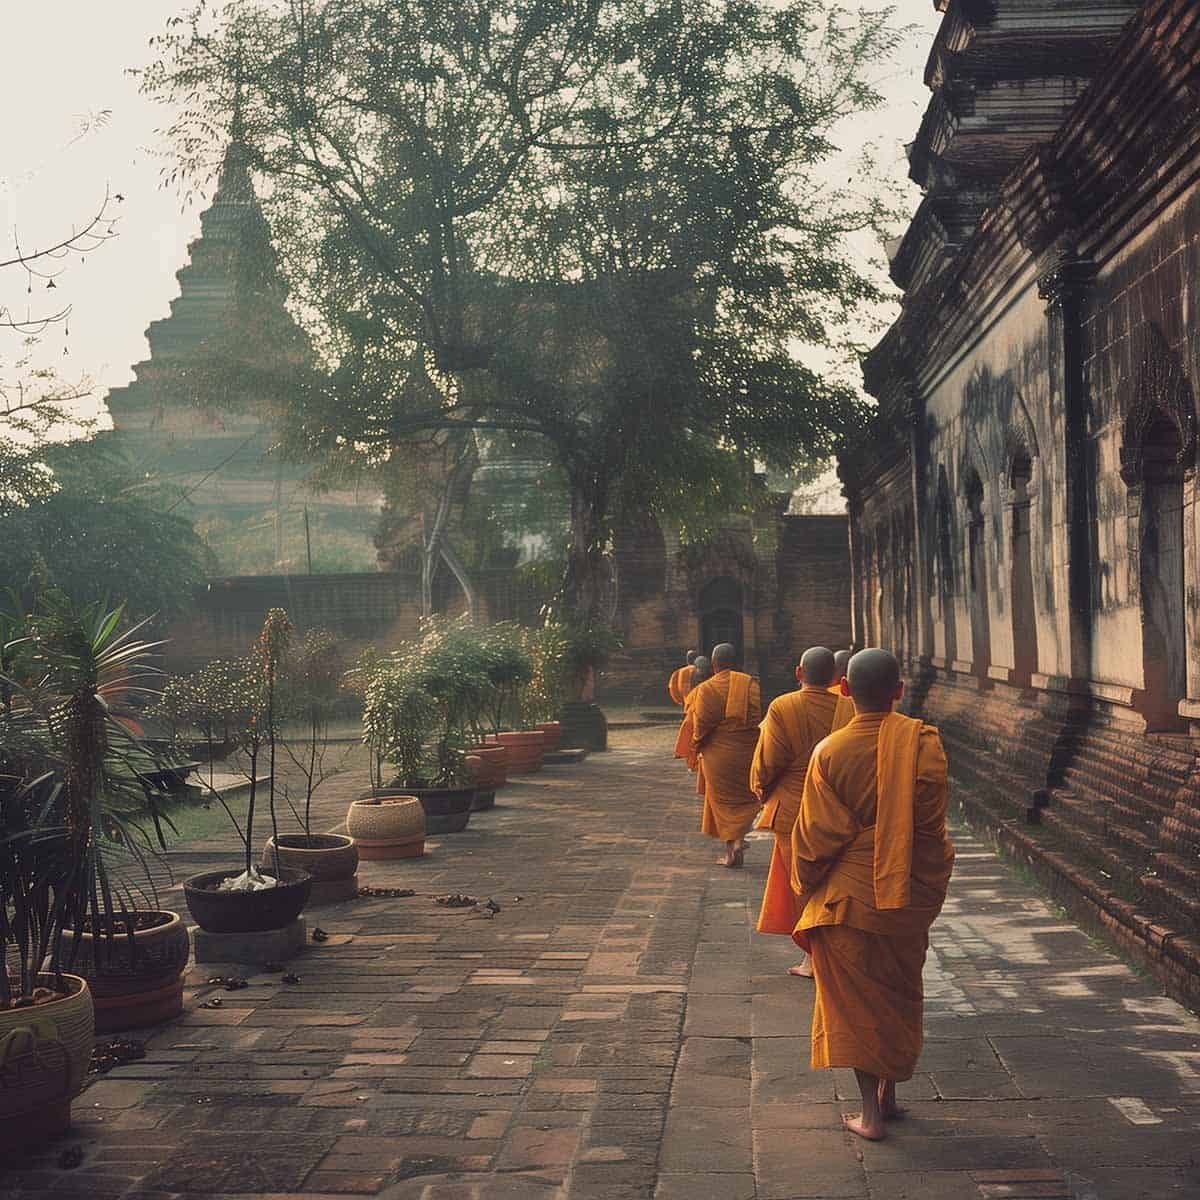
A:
[555,620,621,751]
[360,618,483,834]
[1,596,182,1145]
[477,623,544,775]
[259,628,358,902]
[176,612,311,934]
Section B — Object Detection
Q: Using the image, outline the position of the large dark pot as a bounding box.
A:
[560,702,607,751]
[411,786,475,834]
[262,834,359,905]
[183,867,312,934]
[62,911,190,1032]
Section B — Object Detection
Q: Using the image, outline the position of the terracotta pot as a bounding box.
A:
[347,794,425,859]
[537,721,562,753]
[183,867,312,934]
[62,911,189,1033]
[262,834,359,904]
[492,729,545,775]
[0,973,94,1153]
[467,744,509,789]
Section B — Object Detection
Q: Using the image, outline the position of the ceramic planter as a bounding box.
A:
[262,834,359,904]
[347,794,426,859]
[404,786,475,834]
[537,721,562,753]
[0,974,94,1153]
[467,744,509,789]
[62,911,190,1033]
[492,729,545,774]
[183,867,312,934]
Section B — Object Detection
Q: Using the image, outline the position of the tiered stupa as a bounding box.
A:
[105,144,380,574]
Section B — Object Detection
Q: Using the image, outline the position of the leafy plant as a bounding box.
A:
[0,595,176,1007]
[477,623,534,736]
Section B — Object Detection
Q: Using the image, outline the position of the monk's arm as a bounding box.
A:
[749,710,788,800]
[690,684,720,749]
[791,756,860,892]
[913,727,950,838]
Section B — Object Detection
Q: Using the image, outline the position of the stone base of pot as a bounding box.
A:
[544,748,589,765]
[0,1100,70,1155]
[193,916,307,966]
[92,974,184,1032]
[309,873,360,903]
[560,701,607,751]
[471,788,496,811]
[355,838,424,861]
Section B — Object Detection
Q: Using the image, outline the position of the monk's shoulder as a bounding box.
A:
[917,723,947,778]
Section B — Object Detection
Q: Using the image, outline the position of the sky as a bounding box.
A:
[2,4,942,433]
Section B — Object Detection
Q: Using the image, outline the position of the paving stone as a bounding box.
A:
[2,730,1197,1200]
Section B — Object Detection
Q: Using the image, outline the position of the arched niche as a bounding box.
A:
[961,462,992,682]
[1007,445,1040,688]
[935,466,958,665]
[1120,325,1195,729]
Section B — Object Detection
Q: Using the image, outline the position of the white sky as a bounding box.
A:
[2,4,941,430]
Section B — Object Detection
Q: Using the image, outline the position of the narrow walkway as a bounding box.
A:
[4,727,1199,1199]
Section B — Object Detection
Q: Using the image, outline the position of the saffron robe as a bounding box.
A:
[673,687,706,796]
[792,710,955,1080]
[753,685,839,936]
[829,692,856,733]
[668,666,687,706]
[691,669,762,840]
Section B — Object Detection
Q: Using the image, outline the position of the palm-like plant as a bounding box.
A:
[1,595,175,1007]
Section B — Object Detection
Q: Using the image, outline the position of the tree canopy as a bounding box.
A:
[142,0,900,615]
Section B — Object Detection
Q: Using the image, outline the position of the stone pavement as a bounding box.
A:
[3,726,1200,1199]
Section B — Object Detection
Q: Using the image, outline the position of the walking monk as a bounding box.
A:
[829,649,855,732]
[667,650,698,706]
[753,646,839,977]
[691,643,761,868]
[792,649,955,1141]
[673,656,712,777]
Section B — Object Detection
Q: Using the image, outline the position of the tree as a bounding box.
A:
[142,0,898,617]
[0,437,211,620]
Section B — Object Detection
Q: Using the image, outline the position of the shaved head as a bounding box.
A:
[846,648,902,712]
[686,649,697,664]
[711,643,737,670]
[833,649,852,680]
[799,646,835,687]
[691,655,712,683]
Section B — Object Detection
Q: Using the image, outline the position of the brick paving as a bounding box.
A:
[3,724,1200,1199]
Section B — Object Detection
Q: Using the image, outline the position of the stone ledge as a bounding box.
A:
[193,917,307,965]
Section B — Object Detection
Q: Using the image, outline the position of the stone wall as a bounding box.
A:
[843,0,1200,1010]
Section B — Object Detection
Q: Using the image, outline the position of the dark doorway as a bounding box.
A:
[1009,452,1039,687]
[1139,419,1187,729]
[699,577,744,663]
[965,470,992,681]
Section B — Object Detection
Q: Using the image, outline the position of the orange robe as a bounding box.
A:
[668,667,685,706]
[673,687,706,796]
[753,685,839,936]
[691,670,762,840]
[792,710,955,1081]
[829,692,855,733]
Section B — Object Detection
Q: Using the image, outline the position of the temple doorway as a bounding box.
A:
[965,470,992,681]
[1009,452,1039,687]
[699,576,744,663]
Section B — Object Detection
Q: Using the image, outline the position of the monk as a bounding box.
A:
[791,648,955,1141]
[829,649,856,733]
[691,643,762,868]
[667,650,698,706]
[673,655,712,771]
[753,646,840,977]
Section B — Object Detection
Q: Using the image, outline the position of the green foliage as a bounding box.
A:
[0,594,178,1005]
[142,0,901,618]
[0,437,210,620]
[362,660,439,788]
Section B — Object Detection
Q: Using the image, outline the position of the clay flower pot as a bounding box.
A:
[537,721,562,753]
[467,743,509,789]
[183,867,312,934]
[492,729,545,775]
[347,794,426,859]
[262,834,359,904]
[0,973,95,1153]
[62,911,190,1033]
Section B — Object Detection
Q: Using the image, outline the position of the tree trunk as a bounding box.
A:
[565,482,609,622]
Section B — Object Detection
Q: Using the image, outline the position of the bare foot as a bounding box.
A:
[842,1112,886,1141]
[787,959,814,978]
